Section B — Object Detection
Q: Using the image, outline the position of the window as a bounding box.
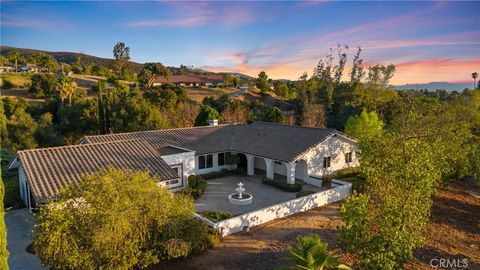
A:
[199,156,206,169]
[198,154,213,169]
[323,156,331,168]
[206,154,213,168]
[345,152,353,163]
[274,161,282,165]
[218,152,225,166]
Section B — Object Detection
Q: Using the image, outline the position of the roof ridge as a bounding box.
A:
[252,121,337,132]
[17,139,148,153]
[84,124,233,140]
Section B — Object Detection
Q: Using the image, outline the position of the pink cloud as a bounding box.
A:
[127,2,255,28]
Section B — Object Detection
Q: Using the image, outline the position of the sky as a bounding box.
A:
[1,1,479,85]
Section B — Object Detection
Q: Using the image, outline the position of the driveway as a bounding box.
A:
[5,208,46,270]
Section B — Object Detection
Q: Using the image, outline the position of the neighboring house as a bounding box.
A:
[20,65,39,73]
[152,74,223,87]
[0,66,13,73]
[10,122,359,209]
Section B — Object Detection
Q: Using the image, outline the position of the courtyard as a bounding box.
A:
[195,175,324,216]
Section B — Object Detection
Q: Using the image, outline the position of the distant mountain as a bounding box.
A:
[395,82,473,92]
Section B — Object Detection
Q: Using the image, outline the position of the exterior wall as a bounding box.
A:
[253,158,286,176]
[301,135,359,178]
[201,179,352,236]
[160,151,195,190]
[195,152,236,175]
[18,166,28,204]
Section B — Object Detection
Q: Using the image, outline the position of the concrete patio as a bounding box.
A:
[195,175,324,216]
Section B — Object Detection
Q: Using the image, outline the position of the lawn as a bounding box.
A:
[0,73,32,89]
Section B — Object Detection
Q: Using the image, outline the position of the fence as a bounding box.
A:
[197,179,352,237]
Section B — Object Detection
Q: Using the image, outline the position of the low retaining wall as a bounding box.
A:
[198,179,352,237]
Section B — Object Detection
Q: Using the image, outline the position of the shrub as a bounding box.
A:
[34,168,196,269]
[1,79,14,89]
[322,167,361,181]
[296,190,316,198]
[160,217,220,257]
[285,234,351,270]
[187,175,207,198]
[262,178,302,192]
[200,211,233,222]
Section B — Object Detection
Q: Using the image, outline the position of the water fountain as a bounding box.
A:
[228,182,253,205]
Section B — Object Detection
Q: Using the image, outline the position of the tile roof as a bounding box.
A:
[153,74,223,84]
[17,139,178,203]
[84,122,350,163]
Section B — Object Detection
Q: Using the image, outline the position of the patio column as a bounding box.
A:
[264,158,274,180]
[285,163,296,184]
[245,154,254,176]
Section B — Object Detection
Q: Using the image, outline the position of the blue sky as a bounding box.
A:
[1,1,479,84]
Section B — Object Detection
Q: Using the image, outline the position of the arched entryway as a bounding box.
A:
[295,159,308,182]
[253,157,267,178]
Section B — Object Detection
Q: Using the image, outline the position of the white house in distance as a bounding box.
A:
[9,121,359,209]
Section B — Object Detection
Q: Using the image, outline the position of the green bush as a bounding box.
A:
[200,211,233,222]
[188,175,197,188]
[341,176,367,193]
[160,217,221,257]
[322,167,361,181]
[186,175,207,198]
[1,79,14,89]
[296,190,316,198]
[262,178,302,192]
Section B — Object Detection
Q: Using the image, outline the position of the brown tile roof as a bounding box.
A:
[152,74,223,84]
[84,122,351,163]
[17,139,178,203]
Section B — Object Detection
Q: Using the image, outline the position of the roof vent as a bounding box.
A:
[208,119,218,126]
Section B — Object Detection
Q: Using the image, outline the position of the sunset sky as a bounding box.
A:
[1,1,479,85]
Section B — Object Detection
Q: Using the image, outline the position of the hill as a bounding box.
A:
[0,46,145,72]
[395,82,473,92]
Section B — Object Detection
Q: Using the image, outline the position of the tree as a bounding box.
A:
[113,42,130,62]
[112,42,134,80]
[139,62,172,88]
[274,80,289,97]
[267,107,286,124]
[472,72,478,89]
[286,234,350,270]
[33,168,201,270]
[301,104,326,128]
[6,107,38,150]
[256,71,270,96]
[35,113,64,147]
[194,105,222,126]
[29,74,59,98]
[344,110,383,140]
[0,168,8,270]
[6,50,23,72]
[58,77,79,106]
[222,73,233,87]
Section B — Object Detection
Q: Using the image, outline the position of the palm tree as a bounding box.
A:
[473,72,479,89]
[286,234,351,270]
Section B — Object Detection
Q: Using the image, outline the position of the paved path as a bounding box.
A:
[5,208,46,270]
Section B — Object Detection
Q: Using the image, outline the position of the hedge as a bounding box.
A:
[187,175,207,198]
[262,178,302,192]
[200,211,233,222]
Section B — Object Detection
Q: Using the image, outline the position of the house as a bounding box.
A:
[20,65,39,73]
[0,66,13,73]
[152,74,223,87]
[9,122,359,209]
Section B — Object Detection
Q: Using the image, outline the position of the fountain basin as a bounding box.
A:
[228,193,253,205]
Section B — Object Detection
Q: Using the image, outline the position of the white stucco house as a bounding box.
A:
[9,121,359,209]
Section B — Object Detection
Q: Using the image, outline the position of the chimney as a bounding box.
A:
[208,119,218,126]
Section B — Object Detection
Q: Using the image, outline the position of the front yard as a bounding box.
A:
[156,181,480,270]
[195,175,323,216]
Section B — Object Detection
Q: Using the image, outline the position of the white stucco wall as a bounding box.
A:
[18,166,27,203]
[300,135,359,178]
[160,151,195,190]
[195,152,236,175]
[253,158,287,176]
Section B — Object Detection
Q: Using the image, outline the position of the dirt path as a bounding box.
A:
[155,182,480,270]
[154,203,343,270]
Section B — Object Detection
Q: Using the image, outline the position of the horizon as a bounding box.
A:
[1,1,479,84]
